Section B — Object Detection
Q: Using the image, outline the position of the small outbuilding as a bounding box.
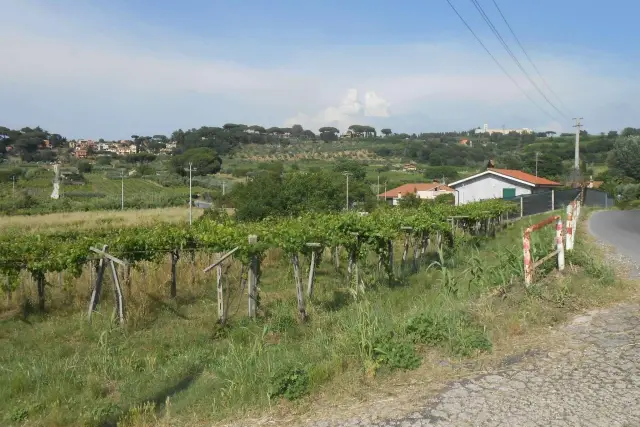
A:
[449,168,561,205]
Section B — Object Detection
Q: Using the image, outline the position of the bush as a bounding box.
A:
[268,366,310,401]
[373,336,421,370]
[77,160,93,174]
[405,311,492,357]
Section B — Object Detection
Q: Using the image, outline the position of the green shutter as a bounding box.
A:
[502,188,516,199]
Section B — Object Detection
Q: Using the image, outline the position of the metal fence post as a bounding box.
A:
[520,197,524,218]
[565,204,574,251]
[556,217,564,271]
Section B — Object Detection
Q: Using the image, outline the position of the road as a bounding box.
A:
[589,209,640,277]
[302,210,640,427]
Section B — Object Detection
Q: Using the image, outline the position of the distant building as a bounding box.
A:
[74,149,88,159]
[378,182,455,206]
[474,123,533,135]
[403,163,418,172]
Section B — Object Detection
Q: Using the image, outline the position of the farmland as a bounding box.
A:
[0,200,627,427]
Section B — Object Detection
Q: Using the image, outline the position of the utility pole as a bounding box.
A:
[535,152,540,177]
[573,117,583,173]
[120,170,124,210]
[377,174,380,200]
[343,172,352,210]
[12,175,15,196]
[188,162,193,225]
[222,181,225,196]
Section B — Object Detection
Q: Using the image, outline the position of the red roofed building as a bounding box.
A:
[378,182,455,206]
[449,167,561,205]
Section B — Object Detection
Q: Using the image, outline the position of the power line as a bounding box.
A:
[490,0,571,114]
[444,0,558,122]
[468,0,567,120]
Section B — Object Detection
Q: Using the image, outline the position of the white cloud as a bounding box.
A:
[284,89,390,132]
[1,0,640,139]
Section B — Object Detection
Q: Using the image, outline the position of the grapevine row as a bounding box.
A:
[0,199,517,317]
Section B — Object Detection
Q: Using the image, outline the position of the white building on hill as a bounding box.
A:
[474,123,533,135]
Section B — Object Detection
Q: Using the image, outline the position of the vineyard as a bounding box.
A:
[1,199,623,427]
[0,200,516,321]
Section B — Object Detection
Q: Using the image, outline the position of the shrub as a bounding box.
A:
[268,366,310,401]
[373,336,421,370]
[405,311,492,357]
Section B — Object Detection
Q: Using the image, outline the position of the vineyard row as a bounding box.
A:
[0,199,518,322]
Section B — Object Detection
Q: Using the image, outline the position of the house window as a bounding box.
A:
[502,188,516,199]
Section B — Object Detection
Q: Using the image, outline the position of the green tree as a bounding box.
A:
[610,137,640,180]
[381,128,392,137]
[319,127,340,142]
[172,148,222,176]
[77,161,92,174]
[332,159,367,181]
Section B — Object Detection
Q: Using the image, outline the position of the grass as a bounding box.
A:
[0,209,630,426]
[0,206,205,232]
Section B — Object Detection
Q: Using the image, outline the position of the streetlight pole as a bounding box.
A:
[12,175,15,196]
[343,172,352,210]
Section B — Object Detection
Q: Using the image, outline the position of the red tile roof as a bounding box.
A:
[489,168,561,186]
[379,183,455,198]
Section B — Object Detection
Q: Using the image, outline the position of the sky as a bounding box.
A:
[1,0,639,139]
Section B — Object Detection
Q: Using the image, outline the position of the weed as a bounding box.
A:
[405,312,448,345]
[373,335,421,371]
[268,366,310,401]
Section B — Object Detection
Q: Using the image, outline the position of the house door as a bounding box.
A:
[502,188,516,199]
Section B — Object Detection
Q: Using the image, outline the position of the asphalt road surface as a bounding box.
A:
[302,210,640,427]
[589,209,640,277]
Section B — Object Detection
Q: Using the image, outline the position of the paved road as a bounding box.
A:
[304,211,640,427]
[589,210,640,276]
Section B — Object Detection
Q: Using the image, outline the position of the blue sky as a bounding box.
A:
[1,0,639,139]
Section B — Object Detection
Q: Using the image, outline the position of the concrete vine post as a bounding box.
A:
[306,243,321,298]
[216,263,226,324]
[87,244,109,321]
[247,235,259,319]
[108,259,125,325]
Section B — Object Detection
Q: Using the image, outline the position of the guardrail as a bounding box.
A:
[522,197,581,286]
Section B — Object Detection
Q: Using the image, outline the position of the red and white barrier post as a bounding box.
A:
[565,203,574,251]
[556,217,564,271]
[522,215,563,286]
[523,231,532,286]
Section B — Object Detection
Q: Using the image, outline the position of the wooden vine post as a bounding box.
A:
[169,250,179,298]
[87,245,126,325]
[401,226,412,264]
[203,246,240,324]
[291,252,306,321]
[306,243,321,298]
[247,235,259,319]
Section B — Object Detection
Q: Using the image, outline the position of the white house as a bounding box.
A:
[379,182,455,206]
[449,168,561,205]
